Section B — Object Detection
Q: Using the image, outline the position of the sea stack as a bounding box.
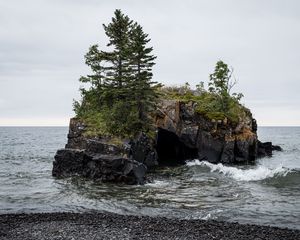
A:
[52,99,281,184]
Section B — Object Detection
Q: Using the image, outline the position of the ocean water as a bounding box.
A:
[0,127,299,229]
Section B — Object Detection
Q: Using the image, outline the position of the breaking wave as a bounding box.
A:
[186,160,298,182]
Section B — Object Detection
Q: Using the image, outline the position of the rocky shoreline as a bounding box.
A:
[1,212,299,240]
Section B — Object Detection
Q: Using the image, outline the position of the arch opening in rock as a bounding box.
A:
[156,128,199,166]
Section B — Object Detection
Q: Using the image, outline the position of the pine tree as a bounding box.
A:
[128,23,160,130]
[102,9,133,102]
[74,9,159,137]
[73,45,105,116]
[79,45,105,107]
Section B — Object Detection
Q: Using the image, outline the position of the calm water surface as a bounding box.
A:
[0,126,299,229]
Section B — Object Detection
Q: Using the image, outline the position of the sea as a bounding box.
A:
[0,126,299,229]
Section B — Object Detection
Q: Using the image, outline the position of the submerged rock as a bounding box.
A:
[52,100,281,184]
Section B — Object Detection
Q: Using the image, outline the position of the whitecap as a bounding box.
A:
[186,160,292,181]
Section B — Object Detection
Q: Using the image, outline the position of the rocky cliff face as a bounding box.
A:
[53,119,157,184]
[53,100,281,184]
[155,100,259,165]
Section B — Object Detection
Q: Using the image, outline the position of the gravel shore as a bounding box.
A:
[0,212,299,240]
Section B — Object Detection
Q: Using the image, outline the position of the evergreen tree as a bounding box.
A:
[79,45,105,107]
[74,9,159,137]
[102,9,133,102]
[128,23,160,130]
[73,45,105,116]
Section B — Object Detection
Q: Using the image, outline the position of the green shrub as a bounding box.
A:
[158,85,250,125]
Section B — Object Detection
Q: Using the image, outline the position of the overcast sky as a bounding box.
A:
[0,0,299,126]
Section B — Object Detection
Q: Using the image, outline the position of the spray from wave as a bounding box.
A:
[186,160,293,181]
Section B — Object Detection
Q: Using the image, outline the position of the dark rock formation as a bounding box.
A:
[257,141,282,158]
[53,119,152,184]
[53,148,147,184]
[153,100,281,165]
[53,100,281,184]
[129,133,158,168]
[155,100,250,164]
[156,128,198,166]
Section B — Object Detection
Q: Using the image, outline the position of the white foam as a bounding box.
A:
[186,160,291,181]
[202,213,211,220]
[201,209,223,220]
[145,180,170,188]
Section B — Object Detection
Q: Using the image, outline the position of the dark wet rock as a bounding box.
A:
[234,138,257,163]
[220,141,235,163]
[154,99,283,165]
[52,149,85,177]
[85,139,125,156]
[129,132,158,168]
[65,118,87,149]
[251,119,258,132]
[1,212,299,240]
[154,100,268,165]
[156,128,198,166]
[257,141,282,158]
[258,141,273,157]
[196,131,223,163]
[272,145,283,151]
[53,149,147,184]
[53,119,153,184]
[53,100,281,184]
[257,141,271,157]
[84,153,146,184]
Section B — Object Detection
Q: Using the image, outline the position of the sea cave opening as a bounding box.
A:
[156,128,199,166]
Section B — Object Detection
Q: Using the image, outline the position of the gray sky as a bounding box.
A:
[0,0,299,126]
